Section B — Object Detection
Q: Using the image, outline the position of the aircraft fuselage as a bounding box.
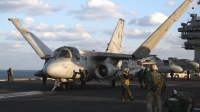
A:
[43,46,120,80]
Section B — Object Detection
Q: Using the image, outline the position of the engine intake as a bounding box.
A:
[95,63,117,79]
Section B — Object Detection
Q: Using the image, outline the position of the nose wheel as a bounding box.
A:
[52,79,74,91]
[61,82,74,90]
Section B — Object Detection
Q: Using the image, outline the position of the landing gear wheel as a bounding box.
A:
[112,79,117,88]
[174,74,179,79]
[61,82,74,90]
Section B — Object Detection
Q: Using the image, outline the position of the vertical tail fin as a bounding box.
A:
[106,19,124,53]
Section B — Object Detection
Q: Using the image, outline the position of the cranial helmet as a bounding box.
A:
[170,89,177,96]
[151,64,158,71]
[124,68,129,72]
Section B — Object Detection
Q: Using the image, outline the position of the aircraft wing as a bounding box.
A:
[141,60,156,65]
[90,52,132,60]
[90,52,157,61]
[132,0,193,59]
[8,18,53,59]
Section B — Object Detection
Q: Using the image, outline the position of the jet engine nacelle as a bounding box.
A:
[95,63,118,79]
[129,67,141,78]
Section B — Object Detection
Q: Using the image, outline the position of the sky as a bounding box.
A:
[0,0,199,70]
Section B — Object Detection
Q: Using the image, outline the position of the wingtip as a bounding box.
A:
[119,18,125,22]
[8,18,19,22]
[188,0,193,3]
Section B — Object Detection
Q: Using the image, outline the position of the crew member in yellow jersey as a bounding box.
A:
[121,68,135,101]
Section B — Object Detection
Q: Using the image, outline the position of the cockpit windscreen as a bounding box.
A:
[58,50,70,58]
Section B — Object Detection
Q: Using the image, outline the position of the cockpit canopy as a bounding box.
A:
[164,60,175,66]
[180,59,191,63]
[51,46,80,59]
[58,50,70,58]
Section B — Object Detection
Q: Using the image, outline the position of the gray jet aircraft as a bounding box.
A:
[119,60,145,78]
[168,57,199,70]
[143,55,183,73]
[8,0,192,91]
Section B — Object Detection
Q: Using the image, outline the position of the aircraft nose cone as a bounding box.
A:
[193,62,199,68]
[172,66,183,73]
[43,61,71,79]
[44,64,58,78]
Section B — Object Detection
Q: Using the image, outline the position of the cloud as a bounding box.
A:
[8,23,91,42]
[36,32,56,40]
[30,22,66,32]
[151,46,192,60]
[13,41,24,48]
[102,29,113,35]
[163,33,184,45]
[31,23,50,32]
[0,42,43,70]
[153,46,184,55]
[6,30,24,40]
[22,17,34,24]
[0,0,64,15]
[66,39,108,52]
[130,10,137,15]
[150,33,193,60]
[121,44,134,54]
[102,28,155,39]
[164,1,176,6]
[0,42,24,50]
[65,38,139,54]
[124,28,154,39]
[68,0,125,21]
[35,24,91,41]
[0,30,3,35]
[128,12,168,26]
[27,1,62,15]
[58,24,92,41]
[102,29,155,39]
[60,3,71,7]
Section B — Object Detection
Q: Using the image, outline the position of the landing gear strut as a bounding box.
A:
[52,79,74,91]
[111,79,117,88]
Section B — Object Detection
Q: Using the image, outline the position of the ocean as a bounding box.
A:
[0,70,39,80]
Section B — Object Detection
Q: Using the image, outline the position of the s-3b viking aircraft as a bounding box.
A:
[8,0,192,91]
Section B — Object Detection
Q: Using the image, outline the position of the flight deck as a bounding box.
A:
[0,78,200,112]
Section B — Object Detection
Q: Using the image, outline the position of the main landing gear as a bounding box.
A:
[111,79,117,88]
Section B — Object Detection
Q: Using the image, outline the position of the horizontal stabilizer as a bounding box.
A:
[34,70,44,77]
[8,18,53,59]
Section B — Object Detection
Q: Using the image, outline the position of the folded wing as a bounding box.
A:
[8,18,53,59]
[132,0,193,59]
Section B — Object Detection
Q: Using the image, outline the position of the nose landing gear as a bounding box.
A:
[52,79,74,91]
